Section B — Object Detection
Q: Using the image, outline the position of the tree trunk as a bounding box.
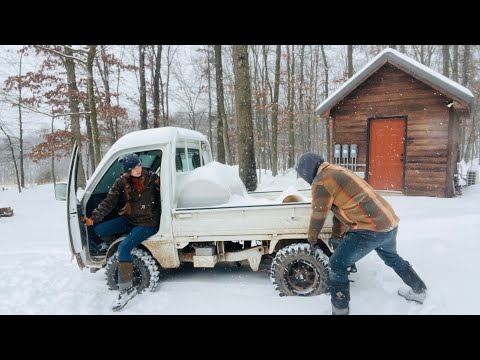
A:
[17,52,25,188]
[252,46,262,173]
[442,45,450,77]
[64,46,86,187]
[96,46,115,144]
[139,45,148,129]
[464,116,476,163]
[461,45,470,87]
[86,45,100,168]
[299,45,306,153]
[312,45,320,153]
[206,45,213,147]
[165,46,176,126]
[84,101,95,175]
[271,45,281,176]
[0,124,21,193]
[152,45,162,128]
[51,114,56,187]
[287,45,296,169]
[306,45,315,152]
[214,45,230,164]
[262,45,271,171]
[452,45,459,82]
[114,46,125,140]
[321,45,330,161]
[233,45,257,191]
[347,45,354,78]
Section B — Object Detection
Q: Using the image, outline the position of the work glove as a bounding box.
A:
[328,237,341,250]
[307,232,318,246]
[81,216,94,226]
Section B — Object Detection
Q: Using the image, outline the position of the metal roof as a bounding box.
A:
[315,48,475,117]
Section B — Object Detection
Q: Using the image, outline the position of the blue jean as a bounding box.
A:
[94,216,158,262]
[329,226,410,287]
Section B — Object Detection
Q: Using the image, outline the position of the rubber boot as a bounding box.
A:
[395,265,427,304]
[112,261,137,311]
[329,281,350,315]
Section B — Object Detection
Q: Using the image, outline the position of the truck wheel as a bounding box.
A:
[105,248,160,293]
[270,243,329,296]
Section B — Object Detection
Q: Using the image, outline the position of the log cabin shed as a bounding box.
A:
[316,48,475,198]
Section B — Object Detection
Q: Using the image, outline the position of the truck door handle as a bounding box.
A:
[177,213,192,219]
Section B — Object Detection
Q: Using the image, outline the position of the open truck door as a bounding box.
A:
[67,144,86,270]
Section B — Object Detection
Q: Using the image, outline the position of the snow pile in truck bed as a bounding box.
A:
[274,186,311,203]
[176,163,312,208]
[176,162,249,207]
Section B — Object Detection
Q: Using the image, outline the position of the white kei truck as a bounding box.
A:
[58,127,334,297]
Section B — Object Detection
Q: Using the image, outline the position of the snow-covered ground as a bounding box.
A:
[1,169,480,315]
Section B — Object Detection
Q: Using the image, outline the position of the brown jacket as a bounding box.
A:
[91,169,161,227]
[309,162,399,241]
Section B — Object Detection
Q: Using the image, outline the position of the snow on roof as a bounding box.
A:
[88,127,207,184]
[315,48,475,117]
[110,127,207,153]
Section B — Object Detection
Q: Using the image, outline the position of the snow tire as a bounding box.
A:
[270,243,329,296]
[105,248,160,293]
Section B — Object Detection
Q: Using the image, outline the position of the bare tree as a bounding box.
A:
[17,51,24,187]
[85,45,101,167]
[233,45,257,191]
[64,46,87,187]
[0,119,21,192]
[452,45,459,82]
[287,45,296,169]
[442,45,450,77]
[271,45,281,176]
[347,45,354,78]
[261,45,271,171]
[152,45,162,128]
[173,56,206,130]
[205,46,213,146]
[95,45,117,144]
[138,45,148,129]
[214,45,230,164]
[412,45,437,66]
[320,45,331,161]
[299,45,306,153]
[162,46,178,126]
[462,45,470,87]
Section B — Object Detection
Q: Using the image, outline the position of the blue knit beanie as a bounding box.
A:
[295,152,325,185]
[119,153,141,172]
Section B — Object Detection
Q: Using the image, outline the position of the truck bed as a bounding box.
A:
[172,189,332,242]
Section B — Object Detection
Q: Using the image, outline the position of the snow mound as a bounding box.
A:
[274,186,311,203]
[176,162,248,207]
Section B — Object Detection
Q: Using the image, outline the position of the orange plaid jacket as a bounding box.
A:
[308,162,399,241]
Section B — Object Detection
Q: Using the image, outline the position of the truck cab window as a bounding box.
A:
[175,148,202,172]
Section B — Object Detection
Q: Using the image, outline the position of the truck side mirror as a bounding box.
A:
[55,182,67,201]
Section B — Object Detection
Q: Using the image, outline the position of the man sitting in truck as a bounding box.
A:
[81,152,161,311]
